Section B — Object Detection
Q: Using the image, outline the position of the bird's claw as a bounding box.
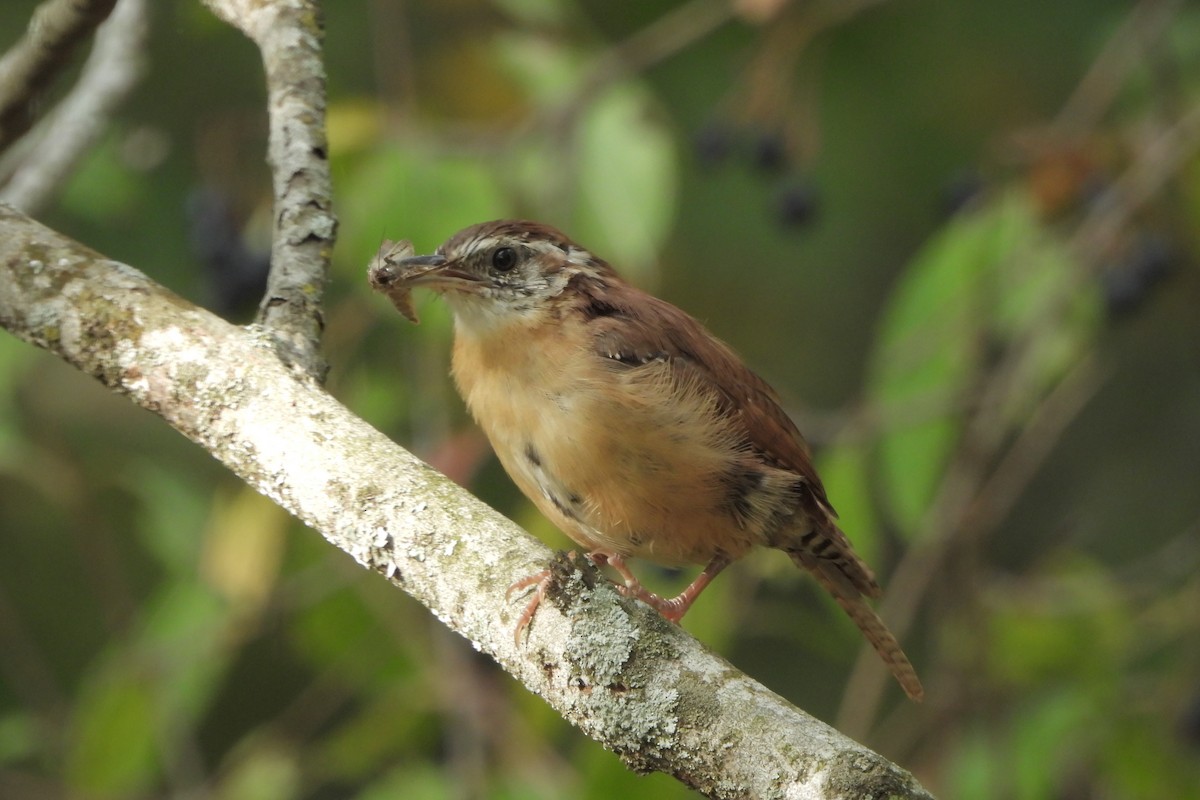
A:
[506,569,551,646]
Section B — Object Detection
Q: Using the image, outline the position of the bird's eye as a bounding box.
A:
[491,247,517,272]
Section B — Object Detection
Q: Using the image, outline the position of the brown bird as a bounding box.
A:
[368,220,923,701]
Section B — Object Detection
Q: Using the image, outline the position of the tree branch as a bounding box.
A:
[0,0,118,151]
[198,0,336,381]
[0,204,931,800]
[0,0,146,213]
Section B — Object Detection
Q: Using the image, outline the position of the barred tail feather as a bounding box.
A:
[792,551,925,702]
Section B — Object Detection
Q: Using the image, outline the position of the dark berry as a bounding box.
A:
[186,187,270,319]
[775,180,820,228]
[1128,234,1174,287]
[1101,266,1148,318]
[750,131,788,173]
[1101,234,1178,319]
[693,121,736,167]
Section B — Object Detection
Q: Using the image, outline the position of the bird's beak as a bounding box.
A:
[368,240,481,323]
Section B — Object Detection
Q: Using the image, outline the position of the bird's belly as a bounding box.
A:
[462,363,764,566]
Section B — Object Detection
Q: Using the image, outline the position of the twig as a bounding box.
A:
[199,0,337,381]
[0,205,933,800]
[549,0,733,138]
[1070,96,1200,265]
[0,0,118,151]
[1049,0,1180,137]
[0,0,147,214]
[958,357,1110,544]
[836,354,1106,739]
[526,0,732,216]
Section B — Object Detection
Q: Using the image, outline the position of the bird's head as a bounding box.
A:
[369,219,609,333]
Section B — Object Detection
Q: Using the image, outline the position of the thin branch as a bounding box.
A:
[957,357,1111,544]
[199,0,336,381]
[0,205,932,800]
[1070,96,1200,265]
[546,0,733,139]
[0,0,146,213]
[1049,0,1180,137]
[0,0,118,151]
[836,353,1107,738]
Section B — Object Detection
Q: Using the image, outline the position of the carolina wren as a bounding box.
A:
[368,220,923,701]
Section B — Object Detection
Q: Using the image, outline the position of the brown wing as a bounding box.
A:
[570,270,930,699]
[571,271,834,516]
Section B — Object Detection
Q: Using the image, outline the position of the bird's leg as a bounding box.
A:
[654,555,731,622]
[587,551,649,601]
[508,553,733,642]
[594,552,731,624]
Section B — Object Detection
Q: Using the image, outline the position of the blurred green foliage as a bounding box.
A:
[2,0,1200,798]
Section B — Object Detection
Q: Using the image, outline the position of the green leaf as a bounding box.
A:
[572,85,677,283]
[358,765,454,800]
[814,442,881,568]
[987,214,1100,424]
[0,337,37,469]
[336,144,511,273]
[315,689,435,782]
[1011,690,1092,800]
[124,462,209,573]
[491,0,570,27]
[138,581,231,723]
[946,726,1001,800]
[214,745,301,800]
[867,191,1095,537]
[867,199,1007,535]
[493,31,584,103]
[67,662,159,797]
[1105,716,1200,800]
[0,713,38,764]
[59,134,142,224]
[985,555,1129,688]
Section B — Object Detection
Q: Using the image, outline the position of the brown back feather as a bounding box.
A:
[568,269,834,514]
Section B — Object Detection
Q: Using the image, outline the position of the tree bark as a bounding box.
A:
[0,0,119,149]
[199,0,336,380]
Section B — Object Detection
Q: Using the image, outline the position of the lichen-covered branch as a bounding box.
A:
[199,0,336,380]
[0,206,931,800]
[0,0,119,151]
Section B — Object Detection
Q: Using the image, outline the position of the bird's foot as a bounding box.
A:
[508,552,731,638]
[589,552,729,624]
[505,569,551,646]
[506,551,597,644]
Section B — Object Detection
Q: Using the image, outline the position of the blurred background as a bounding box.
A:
[2,0,1199,797]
